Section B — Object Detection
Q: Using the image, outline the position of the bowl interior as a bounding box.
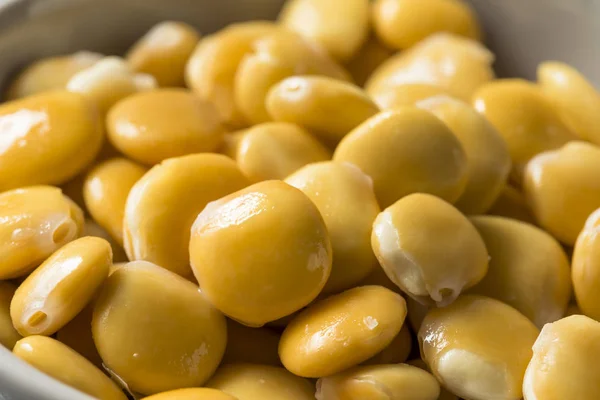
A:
[0,0,598,399]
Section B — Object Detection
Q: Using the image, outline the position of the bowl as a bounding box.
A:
[0,0,598,399]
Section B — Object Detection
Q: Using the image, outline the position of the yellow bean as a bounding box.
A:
[107,88,225,165]
[67,56,157,114]
[124,154,249,278]
[60,140,125,211]
[372,0,481,50]
[266,76,379,145]
[473,79,576,184]
[468,216,571,327]
[279,286,407,377]
[406,359,459,400]
[142,388,238,400]
[92,261,227,395]
[127,21,201,87]
[11,236,111,336]
[367,33,494,101]
[7,52,102,100]
[13,335,127,400]
[0,91,104,190]
[572,209,600,321]
[418,96,511,214]
[372,83,453,110]
[185,21,279,127]
[419,295,539,400]
[523,141,600,246]
[334,108,468,208]
[523,315,600,400]
[372,193,489,306]
[234,29,350,125]
[316,363,440,400]
[83,157,147,245]
[279,0,370,62]
[206,364,314,400]
[189,180,332,326]
[235,122,331,182]
[285,161,380,293]
[0,186,84,280]
[538,61,600,145]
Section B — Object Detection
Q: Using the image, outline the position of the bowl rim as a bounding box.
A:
[0,344,95,400]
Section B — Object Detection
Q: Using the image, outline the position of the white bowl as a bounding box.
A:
[0,0,598,399]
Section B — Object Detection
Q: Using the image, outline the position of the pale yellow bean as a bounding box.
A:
[10,236,111,336]
[13,335,127,400]
[0,186,84,280]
